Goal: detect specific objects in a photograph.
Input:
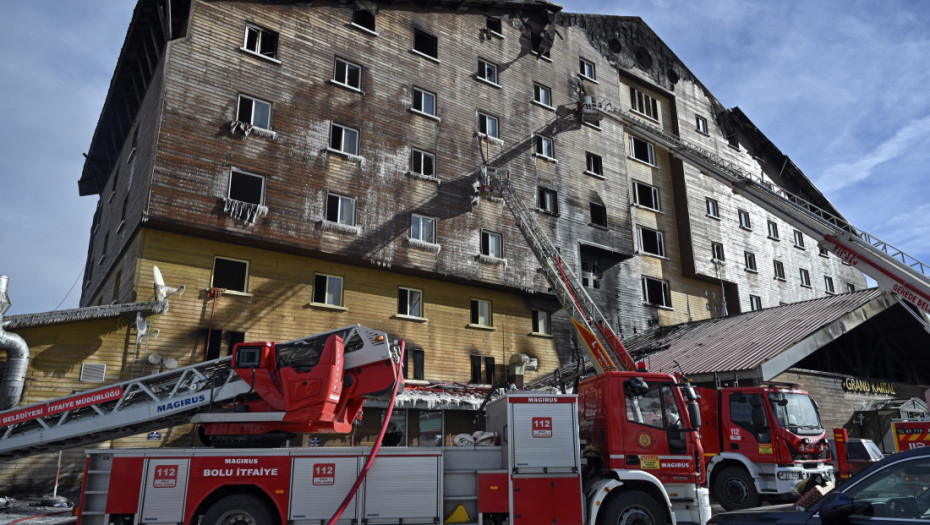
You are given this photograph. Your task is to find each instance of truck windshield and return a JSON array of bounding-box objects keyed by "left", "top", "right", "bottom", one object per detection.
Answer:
[{"left": 768, "top": 393, "right": 822, "bottom": 433}]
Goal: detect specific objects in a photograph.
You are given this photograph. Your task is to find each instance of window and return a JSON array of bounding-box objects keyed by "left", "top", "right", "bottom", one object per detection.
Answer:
[
  {"left": 486, "top": 17, "right": 502, "bottom": 35},
  {"left": 330, "top": 123, "right": 359, "bottom": 155},
  {"left": 819, "top": 247, "right": 830, "bottom": 257},
  {"left": 696, "top": 115, "right": 708, "bottom": 134},
  {"left": 637, "top": 226, "right": 665, "bottom": 257},
  {"left": 470, "top": 355, "right": 495, "bottom": 384},
  {"left": 749, "top": 295, "right": 762, "bottom": 311},
  {"left": 642, "top": 276, "right": 671, "bottom": 307},
  {"left": 824, "top": 276, "right": 835, "bottom": 294},
  {"left": 478, "top": 59, "right": 499, "bottom": 85},
  {"left": 767, "top": 220, "right": 779, "bottom": 240},
  {"left": 590, "top": 202, "right": 607, "bottom": 227},
  {"left": 799, "top": 268, "right": 811, "bottom": 288},
  {"left": 398, "top": 287, "right": 423, "bottom": 318},
  {"left": 628, "top": 135, "right": 656, "bottom": 165},
  {"left": 579, "top": 57, "right": 596, "bottom": 80},
  {"left": 532, "top": 309, "right": 551, "bottom": 335},
  {"left": 411, "top": 214, "right": 436, "bottom": 243},
  {"left": 229, "top": 170, "right": 264, "bottom": 205},
  {"left": 630, "top": 87, "right": 659, "bottom": 120},
  {"left": 711, "top": 242, "right": 725, "bottom": 262},
  {"left": 243, "top": 24, "right": 278, "bottom": 59},
  {"left": 535, "top": 135, "right": 554, "bottom": 159},
  {"left": 410, "top": 149, "right": 436, "bottom": 178},
  {"left": 478, "top": 112, "right": 499, "bottom": 138},
  {"left": 413, "top": 29, "right": 438, "bottom": 59},
  {"left": 470, "top": 299, "right": 492, "bottom": 327},
  {"left": 531, "top": 32, "right": 551, "bottom": 59},
  {"left": 581, "top": 260, "right": 601, "bottom": 289},
  {"left": 212, "top": 257, "right": 248, "bottom": 293},
  {"left": 793, "top": 230, "right": 805, "bottom": 249},
  {"left": 403, "top": 347, "right": 425, "bottom": 380},
  {"left": 533, "top": 83, "right": 552, "bottom": 107},
  {"left": 313, "top": 274, "right": 343, "bottom": 306},
  {"left": 847, "top": 283, "right": 856, "bottom": 293},
  {"left": 326, "top": 193, "right": 356, "bottom": 226},
  {"left": 537, "top": 187, "right": 558, "bottom": 215},
  {"left": 633, "top": 180, "right": 660, "bottom": 211},
  {"left": 332, "top": 57, "right": 362, "bottom": 90},
  {"left": 774, "top": 260, "right": 786, "bottom": 281},
  {"left": 412, "top": 87, "right": 437, "bottom": 116},
  {"left": 706, "top": 198, "right": 719, "bottom": 218},
  {"left": 480, "top": 230, "right": 502, "bottom": 258},
  {"left": 744, "top": 251, "right": 757, "bottom": 272},
  {"left": 237, "top": 95, "right": 271, "bottom": 129},
  {"left": 585, "top": 152, "right": 603, "bottom": 176},
  {"left": 738, "top": 209, "right": 752, "bottom": 230},
  {"left": 352, "top": 10, "right": 376, "bottom": 32}
]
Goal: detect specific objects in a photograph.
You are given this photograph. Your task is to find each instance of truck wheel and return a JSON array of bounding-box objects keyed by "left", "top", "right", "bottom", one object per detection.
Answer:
[
  {"left": 713, "top": 466, "right": 760, "bottom": 511},
  {"left": 601, "top": 490, "right": 665, "bottom": 525},
  {"left": 202, "top": 494, "right": 274, "bottom": 525}
]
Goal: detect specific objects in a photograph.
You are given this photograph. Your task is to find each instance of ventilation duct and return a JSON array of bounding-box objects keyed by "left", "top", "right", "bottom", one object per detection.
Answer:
[{"left": 0, "top": 276, "right": 29, "bottom": 410}]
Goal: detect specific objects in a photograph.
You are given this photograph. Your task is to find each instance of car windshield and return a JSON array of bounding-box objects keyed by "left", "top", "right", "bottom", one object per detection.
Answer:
[
  {"left": 840, "top": 455, "right": 930, "bottom": 519},
  {"left": 768, "top": 392, "right": 822, "bottom": 432}
]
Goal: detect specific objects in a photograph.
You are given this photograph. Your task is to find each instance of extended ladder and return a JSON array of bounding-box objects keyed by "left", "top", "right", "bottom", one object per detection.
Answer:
[
  {"left": 0, "top": 357, "right": 250, "bottom": 459},
  {"left": 585, "top": 102, "right": 930, "bottom": 328},
  {"left": 481, "top": 167, "right": 636, "bottom": 373}
]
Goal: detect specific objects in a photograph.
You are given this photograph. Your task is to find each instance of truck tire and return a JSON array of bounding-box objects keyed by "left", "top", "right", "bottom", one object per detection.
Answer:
[
  {"left": 201, "top": 494, "right": 274, "bottom": 525},
  {"left": 713, "top": 466, "right": 761, "bottom": 511},
  {"left": 601, "top": 490, "right": 665, "bottom": 525}
]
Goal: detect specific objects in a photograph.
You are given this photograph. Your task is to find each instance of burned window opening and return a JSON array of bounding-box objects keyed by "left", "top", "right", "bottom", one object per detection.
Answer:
[{"left": 212, "top": 257, "right": 248, "bottom": 293}]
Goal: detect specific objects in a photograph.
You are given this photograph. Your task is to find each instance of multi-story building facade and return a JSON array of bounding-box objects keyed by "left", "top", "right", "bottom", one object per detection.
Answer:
[{"left": 69, "top": 0, "right": 864, "bottom": 443}]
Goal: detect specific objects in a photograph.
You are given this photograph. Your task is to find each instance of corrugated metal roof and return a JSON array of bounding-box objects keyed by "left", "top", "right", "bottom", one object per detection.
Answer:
[{"left": 624, "top": 288, "right": 893, "bottom": 380}]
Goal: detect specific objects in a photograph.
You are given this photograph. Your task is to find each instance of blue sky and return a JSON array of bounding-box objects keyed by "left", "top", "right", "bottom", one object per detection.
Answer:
[{"left": 2, "top": 1, "right": 929, "bottom": 315}]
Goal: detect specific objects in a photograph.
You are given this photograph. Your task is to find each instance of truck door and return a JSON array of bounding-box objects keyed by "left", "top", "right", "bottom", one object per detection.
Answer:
[
  {"left": 724, "top": 392, "right": 772, "bottom": 460},
  {"left": 622, "top": 382, "right": 693, "bottom": 480}
]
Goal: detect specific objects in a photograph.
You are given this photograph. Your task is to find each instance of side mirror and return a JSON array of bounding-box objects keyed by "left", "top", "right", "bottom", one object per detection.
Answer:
[
  {"left": 626, "top": 377, "right": 650, "bottom": 397},
  {"left": 819, "top": 492, "right": 854, "bottom": 525},
  {"left": 687, "top": 400, "right": 701, "bottom": 429}
]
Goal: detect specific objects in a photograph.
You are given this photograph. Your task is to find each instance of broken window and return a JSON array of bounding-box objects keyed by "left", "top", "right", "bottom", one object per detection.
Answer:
[
  {"left": 531, "top": 33, "right": 551, "bottom": 59},
  {"left": 767, "top": 220, "right": 779, "bottom": 240},
  {"left": 403, "top": 346, "right": 425, "bottom": 380},
  {"left": 533, "top": 83, "right": 552, "bottom": 107},
  {"left": 586, "top": 152, "right": 603, "bottom": 176},
  {"left": 589, "top": 202, "right": 607, "bottom": 227},
  {"left": 581, "top": 260, "right": 600, "bottom": 289},
  {"left": 352, "top": 10, "right": 376, "bottom": 32},
  {"left": 535, "top": 135, "right": 554, "bottom": 159},
  {"left": 411, "top": 214, "right": 436, "bottom": 244},
  {"left": 330, "top": 123, "right": 359, "bottom": 155},
  {"left": 706, "top": 198, "right": 720, "bottom": 219},
  {"left": 313, "top": 273, "right": 344, "bottom": 306},
  {"left": 774, "top": 260, "right": 786, "bottom": 281},
  {"left": 478, "top": 59, "right": 499, "bottom": 85},
  {"left": 824, "top": 276, "right": 835, "bottom": 294},
  {"left": 411, "top": 149, "right": 436, "bottom": 178},
  {"left": 799, "top": 268, "right": 811, "bottom": 288},
  {"left": 480, "top": 230, "right": 502, "bottom": 258},
  {"left": 413, "top": 28, "right": 438, "bottom": 59},
  {"left": 696, "top": 115, "right": 708, "bottom": 134},
  {"left": 532, "top": 309, "right": 551, "bottom": 335},
  {"left": 333, "top": 57, "right": 362, "bottom": 90},
  {"left": 537, "top": 187, "right": 558, "bottom": 215},
  {"left": 398, "top": 287, "right": 423, "bottom": 318},
  {"left": 712, "top": 242, "right": 725, "bottom": 262},
  {"left": 629, "top": 135, "right": 656, "bottom": 165},
  {"left": 642, "top": 276, "right": 671, "bottom": 307},
  {"left": 637, "top": 226, "right": 665, "bottom": 257},
  {"left": 629, "top": 87, "right": 659, "bottom": 120},
  {"left": 478, "top": 112, "right": 499, "bottom": 138},
  {"left": 413, "top": 87, "right": 437, "bottom": 116},
  {"left": 212, "top": 257, "right": 248, "bottom": 293},
  {"left": 205, "top": 330, "right": 245, "bottom": 361},
  {"left": 749, "top": 295, "right": 762, "bottom": 312},
  {"left": 229, "top": 169, "right": 264, "bottom": 205},
  {"left": 738, "top": 209, "right": 752, "bottom": 230},
  {"left": 243, "top": 24, "right": 278, "bottom": 59},
  {"left": 486, "top": 17, "right": 502, "bottom": 36},
  {"left": 237, "top": 95, "right": 272, "bottom": 129},
  {"left": 632, "top": 180, "right": 660, "bottom": 210},
  {"left": 470, "top": 299, "right": 492, "bottom": 327},
  {"left": 579, "top": 57, "right": 596, "bottom": 80},
  {"left": 326, "top": 193, "right": 356, "bottom": 226},
  {"left": 744, "top": 251, "right": 757, "bottom": 272}
]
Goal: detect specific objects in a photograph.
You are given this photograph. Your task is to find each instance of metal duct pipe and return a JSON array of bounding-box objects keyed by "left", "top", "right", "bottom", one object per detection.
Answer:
[{"left": 0, "top": 275, "right": 29, "bottom": 410}]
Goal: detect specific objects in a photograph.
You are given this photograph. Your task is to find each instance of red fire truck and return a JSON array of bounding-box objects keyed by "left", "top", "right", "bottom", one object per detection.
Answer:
[
  {"left": 891, "top": 419, "right": 930, "bottom": 452},
  {"left": 696, "top": 383, "right": 832, "bottom": 510}
]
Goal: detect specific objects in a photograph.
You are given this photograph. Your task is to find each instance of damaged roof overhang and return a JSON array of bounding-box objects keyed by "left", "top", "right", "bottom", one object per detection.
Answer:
[{"left": 2, "top": 301, "right": 168, "bottom": 330}]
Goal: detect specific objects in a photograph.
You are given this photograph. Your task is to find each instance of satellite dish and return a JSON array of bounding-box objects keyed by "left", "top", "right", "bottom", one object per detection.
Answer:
[
  {"left": 163, "top": 358, "right": 178, "bottom": 370},
  {"left": 148, "top": 352, "right": 163, "bottom": 365},
  {"left": 153, "top": 265, "right": 185, "bottom": 301},
  {"left": 135, "top": 312, "right": 147, "bottom": 336}
]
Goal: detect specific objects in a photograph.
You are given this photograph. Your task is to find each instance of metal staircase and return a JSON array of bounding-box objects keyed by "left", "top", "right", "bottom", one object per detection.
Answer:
[{"left": 585, "top": 101, "right": 930, "bottom": 328}]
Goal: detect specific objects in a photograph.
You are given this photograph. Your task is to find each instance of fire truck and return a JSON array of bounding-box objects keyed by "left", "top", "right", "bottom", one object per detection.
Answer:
[
  {"left": 695, "top": 383, "right": 831, "bottom": 510},
  {"left": 891, "top": 419, "right": 930, "bottom": 452}
]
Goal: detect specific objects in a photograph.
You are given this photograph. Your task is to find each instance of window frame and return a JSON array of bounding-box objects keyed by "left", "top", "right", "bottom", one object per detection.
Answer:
[
  {"left": 642, "top": 276, "right": 671, "bottom": 308},
  {"left": 242, "top": 23, "right": 279, "bottom": 61},
  {"left": 332, "top": 57, "right": 362, "bottom": 90},
  {"left": 706, "top": 198, "right": 720, "bottom": 219},
  {"left": 398, "top": 286, "right": 424, "bottom": 318},
  {"left": 329, "top": 123, "right": 360, "bottom": 155},
  {"left": 410, "top": 148, "right": 436, "bottom": 178},
  {"left": 749, "top": 295, "right": 762, "bottom": 311},
  {"left": 478, "top": 59, "right": 500, "bottom": 85},
  {"left": 410, "top": 213, "right": 437, "bottom": 244},
  {"left": 585, "top": 152, "right": 603, "bottom": 177},
  {"left": 628, "top": 135, "right": 656, "bottom": 166},
  {"left": 313, "top": 273, "right": 344, "bottom": 307},
  {"left": 477, "top": 111, "right": 500, "bottom": 139},
  {"left": 589, "top": 202, "right": 608, "bottom": 228},
  {"left": 480, "top": 230, "right": 503, "bottom": 258},
  {"left": 533, "top": 83, "right": 553, "bottom": 108},
  {"left": 774, "top": 260, "right": 786, "bottom": 281},
  {"left": 579, "top": 57, "right": 596, "bottom": 80},
  {"left": 537, "top": 187, "right": 559, "bottom": 215},
  {"left": 711, "top": 241, "right": 725, "bottom": 262},
  {"left": 535, "top": 134, "right": 555, "bottom": 160},
  {"left": 212, "top": 256, "right": 249, "bottom": 294},
  {"left": 228, "top": 169, "right": 266, "bottom": 206},
  {"left": 767, "top": 220, "right": 780, "bottom": 240},
  {"left": 793, "top": 229, "right": 806, "bottom": 249},
  {"left": 412, "top": 87, "right": 437, "bottom": 117},
  {"left": 237, "top": 94, "right": 272, "bottom": 129},
  {"left": 696, "top": 115, "right": 708, "bottom": 134},
  {"left": 744, "top": 251, "right": 757, "bottom": 273},
  {"left": 629, "top": 86, "right": 660, "bottom": 121},
  {"left": 632, "top": 180, "right": 661, "bottom": 211},
  {"left": 531, "top": 309, "right": 551, "bottom": 335},
  {"left": 326, "top": 193, "right": 356, "bottom": 226},
  {"left": 486, "top": 17, "right": 503, "bottom": 36},
  {"left": 470, "top": 299, "right": 493, "bottom": 327},
  {"left": 738, "top": 209, "right": 752, "bottom": 230},
  {"left": 637, "top": 225, "right": 665, "bottom": 258},
  {"left": 351, "top": 10, "right": 376, "bottom": 33},
  {"left": 413, "top": 28, "right": 438, "bottom": 60},
  {"left": 824, "top": 276, "right": 835, "bottom": 295},
  {"left": 799, "top": 268, "right": 812, "bottom": 288}
]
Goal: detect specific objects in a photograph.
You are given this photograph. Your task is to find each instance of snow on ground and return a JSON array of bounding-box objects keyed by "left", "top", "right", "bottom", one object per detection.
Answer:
[{"left": 0, "top": 496, "right": 75, "bottom": 524}]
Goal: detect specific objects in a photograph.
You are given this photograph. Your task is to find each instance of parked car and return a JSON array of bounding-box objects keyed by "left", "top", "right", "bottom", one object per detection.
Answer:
[
  {"left": 829, "top": 437, "right": 885, "bottom": 480},
  {"left": 709, "top": 446, "right": 930, "bottom": 525}
]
